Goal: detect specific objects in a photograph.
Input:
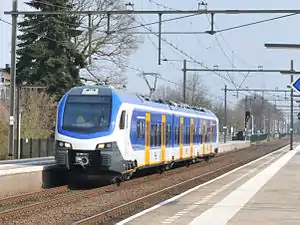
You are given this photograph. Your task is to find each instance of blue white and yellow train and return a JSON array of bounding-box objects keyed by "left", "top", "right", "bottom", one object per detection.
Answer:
[{"left": 54, "top": 85, "right": 219, "bottom": 182}]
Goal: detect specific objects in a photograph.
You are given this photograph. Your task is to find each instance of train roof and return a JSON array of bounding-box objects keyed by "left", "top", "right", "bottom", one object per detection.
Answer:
[{"left": 66, "top": 85, "right": 218, "bottom": 119}]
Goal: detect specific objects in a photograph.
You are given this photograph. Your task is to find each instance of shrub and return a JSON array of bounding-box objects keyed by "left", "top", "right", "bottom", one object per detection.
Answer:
[{"left": 0, "top": 120, "right": 8, "bottom": 160}]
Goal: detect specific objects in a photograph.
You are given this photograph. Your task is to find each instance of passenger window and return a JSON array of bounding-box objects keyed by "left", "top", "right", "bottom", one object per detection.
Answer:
[
  {"left": 166, "top": 124, "right": 171, "bottom": 145},
  {"left": 186, "top": 126, "right": 190, "bottom": 144},
  {"left": 119, "top": 110, "right": 126, "bottom": 129},
  {"left": 157, "top": 124, "right": 161, "bottom": 146},
  {"left": 174, "top": 126, "right": 178, "bottom": 145},
  {"left": 178, "top": 125, "right": 181, "bottom": 144},
  {"left": 141, "top": 121, "right": 145, "bottom": 139},
  {"left": 151, "top": 124, "right": 156, "bottom": 146},
  {"left": 137, "top": 120, "right": 141, "bottom": 139}
]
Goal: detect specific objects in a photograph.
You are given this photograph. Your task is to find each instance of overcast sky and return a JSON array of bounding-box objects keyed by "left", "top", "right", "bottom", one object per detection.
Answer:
[{"left": 1, "top": 0, "right": 300, "bottom": 109}]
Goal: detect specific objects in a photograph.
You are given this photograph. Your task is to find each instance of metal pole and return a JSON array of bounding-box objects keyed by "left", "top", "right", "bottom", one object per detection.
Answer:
[
  {"left": 290, "top": 60, "right": 294, "bottom": 150},
  {"left": 88, "top": 14, "right": 92, "bottom": 65},
  {"left": 263, "top": 115, "right": 266, "bottom": 134},
  {"left": 16, "top": 85, "right": 20, "bottom": 159},
  {"left": 185, "top": 68, "right": 300, "bottom": 73},
  {"left": 224, "top": 85, "right": 227, "bottom": 143},
  {"left": 251, "top": 115, "right": 254, "bottom": 135},
  {"left": 244, "top": 96, "right": 247, "bottom": 129},
  {"left": 158, "top": 13, "right": 162, "bottom": 65},
  {"left": 17, "top": 109, "right": 21, "bottom": 159},
  {"left": 183, "top": 59, "right": 187, "bottom": 103},
  {"left": 260, "top": 95, "right": 264, "bottom": 132},
  {"left": 8, "top": 0, "right": 18, "bottom": 158},
  {"left": 8, "top": 9, "right": 300, "bottom": 16}
]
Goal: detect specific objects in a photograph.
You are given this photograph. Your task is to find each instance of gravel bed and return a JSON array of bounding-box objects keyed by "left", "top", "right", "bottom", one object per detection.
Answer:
[
  {"left": 6, "top": 139, "right": 289, "bottom": 225},
  {"left": 0, "top": 186, "right": 73, "bottom": 212}
]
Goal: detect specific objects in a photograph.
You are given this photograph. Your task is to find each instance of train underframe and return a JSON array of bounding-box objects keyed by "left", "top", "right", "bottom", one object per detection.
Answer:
[{"left": 55, "top": 146, "right": 218, "bottom": 185}]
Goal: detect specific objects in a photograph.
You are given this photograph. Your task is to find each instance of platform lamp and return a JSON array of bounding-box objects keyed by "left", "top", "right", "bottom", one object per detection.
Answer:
[{"left": 264, "top": 42, "right": 300, "bottom": 150}]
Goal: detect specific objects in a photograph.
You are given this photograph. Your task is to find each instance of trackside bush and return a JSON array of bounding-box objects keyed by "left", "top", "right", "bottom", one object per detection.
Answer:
[{"left": 0, "top": 120, "right": 8, "bottom": 160}]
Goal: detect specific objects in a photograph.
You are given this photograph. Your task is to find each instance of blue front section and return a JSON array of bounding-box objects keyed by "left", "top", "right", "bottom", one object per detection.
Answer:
[{"left": 57, "top": 92, "right": 121, "bottom": 139}]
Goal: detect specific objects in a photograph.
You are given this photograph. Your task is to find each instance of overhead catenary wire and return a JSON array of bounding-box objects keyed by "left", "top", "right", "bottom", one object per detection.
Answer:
[
  {"left": 216, "top": 13, "right": 299, "bottom": 34},
  {"left": 1, "top": 2, "right": 292, "bottom": 108},
  {"left": 26, "top": 0, "right": 253, "bottom": 93},
  {"left": 28, "top": 0, "right": 207, "bottom": 34},
  {"left": 201, "top": 7, "right": 254, "bottom": 92},
  {"left": 147, "top": 0, "right": 253, "bottom": 94},
  {"left": 136, "top": 15, "right": 182, "bottom": 71},
  {"left": 2, "top": 1, "right": 233, "bottom": 89},
  {"left": 2, "top": 15, "right": 285, "bottom": 115},
  {"left": 9, "top": 0, "right": 299, "bottom": 35},
  {"left": 130, "top": 17, "right": 239, "bottom": 87},
  {"left": 0, "top": 19, "right": 274, "bottom": 107},
  {"left": 0, "top": 15, "right": 282, "bottom": 107},
  {"left": 120, "top": 3, "right": 288, "bottom": 114},
  {"left": 109, "top": 61, "right": 243, "bottom": 108}
]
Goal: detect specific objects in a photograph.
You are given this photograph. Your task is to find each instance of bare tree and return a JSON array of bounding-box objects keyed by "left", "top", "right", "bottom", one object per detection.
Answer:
[
  {"left": 185, "top": 73, "right": 212, "bottom": 107},
  {"left": 153, "top": 73, "right": 212, "bottom": 108},
  {"left": 0, "top": 87, "right": 9, "bottom": 159},
  {"left": 80, "top": 60, "right": 128, "bottom": 89},
  {"left": 155, "top": 81, "right": 287, "bottom": 135},
  {"left": 231, "top": 94, "right": 286, "bottom": 133},
  {"left": 211, "top": 102, "right": 243, "bottom": 132},
  {"left": 153, "top": 84, "right": 181, "bottom": 101},
  {"left": 20, "top": 89, "right": 57, "bottom": 139},
  {"left": 72, "top": 0, "right": 141, "bottom": 86}
]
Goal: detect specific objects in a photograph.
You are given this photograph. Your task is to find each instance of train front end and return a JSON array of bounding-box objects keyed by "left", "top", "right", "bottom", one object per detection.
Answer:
[{"left": 54, "top": 86, "right": 126, "bottom": 179}]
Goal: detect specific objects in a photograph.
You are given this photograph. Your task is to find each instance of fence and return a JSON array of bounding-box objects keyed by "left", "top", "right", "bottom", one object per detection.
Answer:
[
  {"left": 250, "top": 134, "right": 269, "bottom": 142},
  {"left": 18, "top": 138, "right": 54, "bottom": 159}
]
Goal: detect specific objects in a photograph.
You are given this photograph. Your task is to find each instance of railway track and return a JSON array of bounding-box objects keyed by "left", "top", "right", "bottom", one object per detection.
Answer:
[
  {"left": 72, "top": 140, "right": 290, "bottom": 225},
  {"left": 0, "top": 185, "right": 69, "bottom": 209},
  {"left": 0, "top": 139, "right": 289, "bottom": 224},
  {"left": 0, "top": 144, "right": 246, "bottom": 212},
  {"left": 0, "top": 148, "right": 238, "bottom": 222}
]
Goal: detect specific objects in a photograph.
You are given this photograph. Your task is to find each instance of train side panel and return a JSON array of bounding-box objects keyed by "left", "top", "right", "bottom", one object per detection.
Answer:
[{"left": 129, "top": 106, "right": 219, "bottom": 169}]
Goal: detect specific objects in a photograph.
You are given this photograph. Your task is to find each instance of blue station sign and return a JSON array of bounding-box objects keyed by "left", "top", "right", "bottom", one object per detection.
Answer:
[{"left": 292, "top": 77, "right": 300, "bottom": 93}]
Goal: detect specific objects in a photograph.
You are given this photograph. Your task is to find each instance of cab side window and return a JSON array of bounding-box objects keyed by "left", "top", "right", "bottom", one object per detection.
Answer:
[{"left": 119, "top": 111, "right": 126, "bottom": 129}]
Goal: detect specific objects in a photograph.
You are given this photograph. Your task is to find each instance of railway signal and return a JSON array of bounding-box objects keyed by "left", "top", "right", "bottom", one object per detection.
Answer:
[{"left": 245, "top": 111, "right": 251, "bottom": 124}]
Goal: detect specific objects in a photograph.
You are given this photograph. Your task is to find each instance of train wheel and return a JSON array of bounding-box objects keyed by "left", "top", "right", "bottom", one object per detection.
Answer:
[
  {"left": 186, "top": 160, "right": 192, "bottom": 167},
  {"left": 112, "top": 176, "right": 122, "bottom": 186},
  {"left": 158, "top": 166, "right": 165, "bottom": 174}
]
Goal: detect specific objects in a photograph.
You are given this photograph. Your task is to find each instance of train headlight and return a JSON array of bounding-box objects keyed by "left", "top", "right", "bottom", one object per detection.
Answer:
[
  {"left": 96, "top": 143, "right": 112, "bottom": 150},
  {"left": 64, "top": 142, "right": 72, "bottom": 148},
  {"left": 97, "top": 143, "right": 105, "bottom": 149},
  {"left": 57, "top": 141, "right": 72, "bottom": 149}
]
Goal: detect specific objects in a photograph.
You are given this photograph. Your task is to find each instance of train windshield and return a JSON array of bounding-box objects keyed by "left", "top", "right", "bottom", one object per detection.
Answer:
[{"left": 62, "top": 95, "right": 112, "bottom": 134}]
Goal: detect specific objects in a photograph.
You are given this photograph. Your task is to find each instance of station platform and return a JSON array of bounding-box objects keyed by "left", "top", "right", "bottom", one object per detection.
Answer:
[
  {"left": 0, "top": 156, "right": 54, "bottom": 175},
  {"left": 0, "top": 156, "right": 62, "bottom": 198},
  {"left": 117, "top": 143, "right": 299, "bottom": 225}
]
